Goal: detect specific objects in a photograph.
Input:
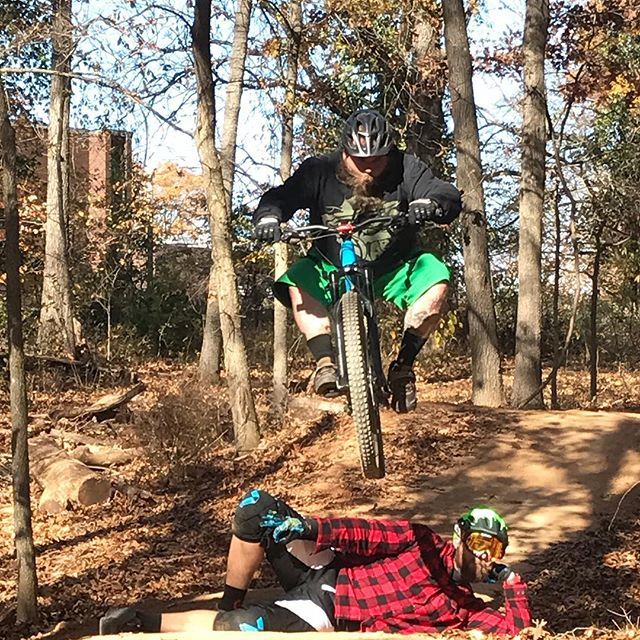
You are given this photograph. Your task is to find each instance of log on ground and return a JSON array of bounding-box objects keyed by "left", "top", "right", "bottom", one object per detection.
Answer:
[
  {"left": 52, "top": 381, "right": 146, "bottom": 422},
  {"left": 70, "top": 443, "right": 142, "bottom": 467},
  {"left": 29, "top": 435, "right": 112, "bottom": 513},
  {"left": 287, "top": 396, "right": 346, "bottom": 416}
]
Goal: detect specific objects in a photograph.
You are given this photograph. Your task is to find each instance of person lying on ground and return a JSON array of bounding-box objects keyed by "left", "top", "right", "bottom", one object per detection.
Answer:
[{"left": 99, "top": 488, "right": 531, "bottom": 636}]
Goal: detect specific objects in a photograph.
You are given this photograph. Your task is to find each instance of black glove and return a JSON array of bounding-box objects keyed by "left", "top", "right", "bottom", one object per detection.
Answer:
[
  {"left": 486, "top": 562, "right": 511, "bottom": 584},
  {"left": 254, "top": 216, "right": 281, "bottom": 243},
  {"left": 407, "top": 199, "right": 442, "bottom": 226},
  {"left": 259, "top": 510, "right": 313, "bottom": 544}
]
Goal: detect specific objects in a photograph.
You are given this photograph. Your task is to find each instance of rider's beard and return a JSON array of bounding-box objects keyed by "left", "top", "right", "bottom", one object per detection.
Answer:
[
  {"left": 349, "top": 194, "right": 387, "bottom": 218},
  {"left": 337, "top": 158, "right": 378, "bottom": 196}
]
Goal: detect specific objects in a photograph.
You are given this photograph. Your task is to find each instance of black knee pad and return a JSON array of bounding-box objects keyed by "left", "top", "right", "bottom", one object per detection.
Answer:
[
  {"left": 232, "top": 489, "right": 280, "bottom": 543},
  {"left": 214, "top": 607, "right": 268, "bottom": 631},
  {"left": 232, "top": 489, "right": 303, "bottom": 544}
]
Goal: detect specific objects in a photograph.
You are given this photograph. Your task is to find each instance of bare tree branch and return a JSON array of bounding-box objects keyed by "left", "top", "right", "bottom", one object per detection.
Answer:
[{"left": 0, "top": 66, "right": 192, "bottom": 136}]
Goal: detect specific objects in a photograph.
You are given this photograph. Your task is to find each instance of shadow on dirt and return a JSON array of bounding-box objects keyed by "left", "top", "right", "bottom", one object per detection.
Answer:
[
  {"left": 288, "top": 403, "right": 640, "bottom": 633},
  {"left": 0, "top": 413, "right": 339, "bottom": 640},
  {"left": 525, "top": 501, "right": 640, "bottom": 631},
  {"left": 2, "top": 401, "right": 639, "bottom": 639},
  {"left": 378, "top": 405, "right": 640, "bottom": 632}
]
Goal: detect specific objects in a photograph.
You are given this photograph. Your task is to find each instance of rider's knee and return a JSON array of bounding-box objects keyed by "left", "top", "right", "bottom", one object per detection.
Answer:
[
  {"left": 232, "top": 489, "right": 279, "bottom": 542},
  {"left": 405, "top": 283, "right": 448, "bottom": 327},
  {"left": 419, "top": 282, "right": 449, "bottom": 309}
]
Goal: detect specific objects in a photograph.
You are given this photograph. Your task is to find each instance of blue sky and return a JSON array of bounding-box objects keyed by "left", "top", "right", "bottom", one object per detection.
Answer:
[{"left": 68, "top": 0, "right": 526, "bottom": 202}]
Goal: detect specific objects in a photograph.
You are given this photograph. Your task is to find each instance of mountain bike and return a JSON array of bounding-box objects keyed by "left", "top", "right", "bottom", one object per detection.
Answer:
[{"left": 282, "top": 213, "right": 408, "bottom": 479}]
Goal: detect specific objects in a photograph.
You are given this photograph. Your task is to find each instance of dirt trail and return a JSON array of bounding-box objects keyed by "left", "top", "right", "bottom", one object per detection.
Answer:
[
  {"left": 172, "top": 397, "right": 640, "bottom": 621},
  {"left": 286, "top": 399, "right": 640, "bottom": 571},
  {"left": 2, "top": 374, "right": 640, "bottom": 639}
]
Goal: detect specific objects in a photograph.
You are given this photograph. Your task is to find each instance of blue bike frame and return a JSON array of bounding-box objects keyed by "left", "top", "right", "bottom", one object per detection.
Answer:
[{"left": 340, "top": 238, "right": 358, "bottom": 291}]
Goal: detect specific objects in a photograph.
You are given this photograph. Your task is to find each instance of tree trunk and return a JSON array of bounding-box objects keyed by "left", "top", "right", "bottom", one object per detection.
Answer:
[
  {"left": 589, "top": 230, "right": 602, "bottom": 403},
  {"left": 199, "top": 0, "right": 253, "bottom": 384},
  {"left": 272, "top": 0, "right": 302, "bottom": 417},
  {"left": 405, "top": 11, "right": 445, "bottom": 171},
  {"left": 272, "top": 241, "right": 289, "bottom": 415},
  {"left": 220, "top": 0, "right": 252, "bottom": 205},
  {"left": 199, "top": 276, "right": 223, "bottom": 385},
  {"left": 38, "top": 0, "right": 76, "bottom": 358},
  {"left": 442, "top": 0, "right": 505, "bottom": 407},
  {"left": 0, "top": 79, "right": 39, "bottom": 624},
  {"left": 192, "top": 0, "right": 260, "bottom": 450},
  {"left": 512, "top": 0, "right": 549, "bottom": 408},
  {"left": 62, "top": 90, "right": 70, "bottom": 236},
  {"left": 550, "top": 185, "right": 561, "bottom": 408}
]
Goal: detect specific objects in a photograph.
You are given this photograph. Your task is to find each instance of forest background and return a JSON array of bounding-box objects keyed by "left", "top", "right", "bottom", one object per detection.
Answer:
[{"left": 2, "top": 0, "right": 640, "bottom": 403}]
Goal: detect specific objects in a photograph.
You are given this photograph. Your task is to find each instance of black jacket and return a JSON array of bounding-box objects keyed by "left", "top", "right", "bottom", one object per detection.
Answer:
[{"left": 254, "top": 149, "right": 462, "bottom": 270}]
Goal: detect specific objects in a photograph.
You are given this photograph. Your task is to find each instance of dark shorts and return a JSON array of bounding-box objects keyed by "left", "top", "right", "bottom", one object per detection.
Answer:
[
  {"left": 274, "top": 249, "right": 451, "bottom": 309},
  {"left": 215, "top": 601, "right": 318, "bottom": 632},
  {"left": 217, "top": 489, "right": 338, "bottom": 632}
]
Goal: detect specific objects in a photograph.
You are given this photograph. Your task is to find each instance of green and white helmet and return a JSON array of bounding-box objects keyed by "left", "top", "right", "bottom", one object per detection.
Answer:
[{"left": 454, "top": 506, "right": 509, "bottom": 548}]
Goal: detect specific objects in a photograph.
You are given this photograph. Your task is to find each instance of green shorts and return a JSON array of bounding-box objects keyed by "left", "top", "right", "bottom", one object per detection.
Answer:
[{"left": 274, "top": 250, "right": 451, "bottom": 310}]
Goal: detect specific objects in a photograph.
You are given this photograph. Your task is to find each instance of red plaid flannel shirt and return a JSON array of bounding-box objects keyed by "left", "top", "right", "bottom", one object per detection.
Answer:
[{"left": 314, "top": 516, "right": 531, "bottom": 635}]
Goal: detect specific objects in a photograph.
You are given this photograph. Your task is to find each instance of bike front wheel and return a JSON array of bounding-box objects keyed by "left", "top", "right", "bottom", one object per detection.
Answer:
[{"left": 340, "top": 290, "right": 385, "bottom": 479}]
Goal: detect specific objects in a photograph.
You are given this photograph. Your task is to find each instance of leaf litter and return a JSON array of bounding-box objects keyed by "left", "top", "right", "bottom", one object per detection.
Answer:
[{"left": 0, "top": 362, "right": 639, "bottom": 639}]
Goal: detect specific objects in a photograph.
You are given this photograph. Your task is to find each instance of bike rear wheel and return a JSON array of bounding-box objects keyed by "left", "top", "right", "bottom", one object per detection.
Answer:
[{"left": 340, "top": 290, "right": 385, "bottom": 479}]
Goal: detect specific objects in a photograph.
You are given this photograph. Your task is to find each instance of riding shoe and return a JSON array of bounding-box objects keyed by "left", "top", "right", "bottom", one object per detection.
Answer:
[
  {"left": 99, "top": 606, "right": 142, "bottom": 635},
  {"left": 388, "top": 361, "right": 417, "bottom": 413},
  {"left": 313, "top": 362, "right": 339, "bottom": 396}
]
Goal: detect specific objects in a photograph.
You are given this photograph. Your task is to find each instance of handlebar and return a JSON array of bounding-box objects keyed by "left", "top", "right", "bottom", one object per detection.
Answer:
[
  {"left": 281, "top": 213, "right": 411, "bottom": 243},
  {"left": 280, "top": 214, "right": 444, "bottom": 244}
]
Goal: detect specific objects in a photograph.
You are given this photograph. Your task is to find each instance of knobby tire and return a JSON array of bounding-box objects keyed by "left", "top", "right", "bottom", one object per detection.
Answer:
[{"left": 340, "top": 290, "right": 385, "bottom": 479}]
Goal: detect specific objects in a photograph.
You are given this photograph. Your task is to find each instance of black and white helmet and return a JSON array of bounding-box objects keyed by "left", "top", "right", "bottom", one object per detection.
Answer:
[{"left": 341, "top": 109, "right": 394, "bottom": 157}]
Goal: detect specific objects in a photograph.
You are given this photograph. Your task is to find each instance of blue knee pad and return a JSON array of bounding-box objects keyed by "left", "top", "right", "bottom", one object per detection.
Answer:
[{"left": 214, "top": 604, "right": 315, "bottom": 632}]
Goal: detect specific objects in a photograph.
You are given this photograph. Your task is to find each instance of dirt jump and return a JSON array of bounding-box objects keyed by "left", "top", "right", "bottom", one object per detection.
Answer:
[{"left": 1, "top": 370, "right": 639, "bottom": 639}]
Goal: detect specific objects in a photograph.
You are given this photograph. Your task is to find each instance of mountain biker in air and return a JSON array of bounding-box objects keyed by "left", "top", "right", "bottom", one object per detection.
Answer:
[
  {"left": 99, "top": 488, "right": 531, "bottom": 636},
  {"left": 253, "top": 108, "right": 462, "bottom": 413}
]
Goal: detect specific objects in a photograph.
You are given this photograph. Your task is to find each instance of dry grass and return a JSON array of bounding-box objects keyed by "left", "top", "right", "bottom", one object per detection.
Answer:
[{"left": 134, "top": 376, "right": 233, "bottom": 478}]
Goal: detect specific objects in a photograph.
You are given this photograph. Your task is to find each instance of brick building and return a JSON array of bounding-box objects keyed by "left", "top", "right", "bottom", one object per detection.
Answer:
[{"left": 14, "top": 123, "right": 132, "bottom": 217}]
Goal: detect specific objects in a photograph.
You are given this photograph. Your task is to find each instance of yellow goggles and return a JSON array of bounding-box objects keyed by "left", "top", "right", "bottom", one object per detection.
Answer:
[{"left": 465, "top": 531, "right": 506, "bottom": 560}]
